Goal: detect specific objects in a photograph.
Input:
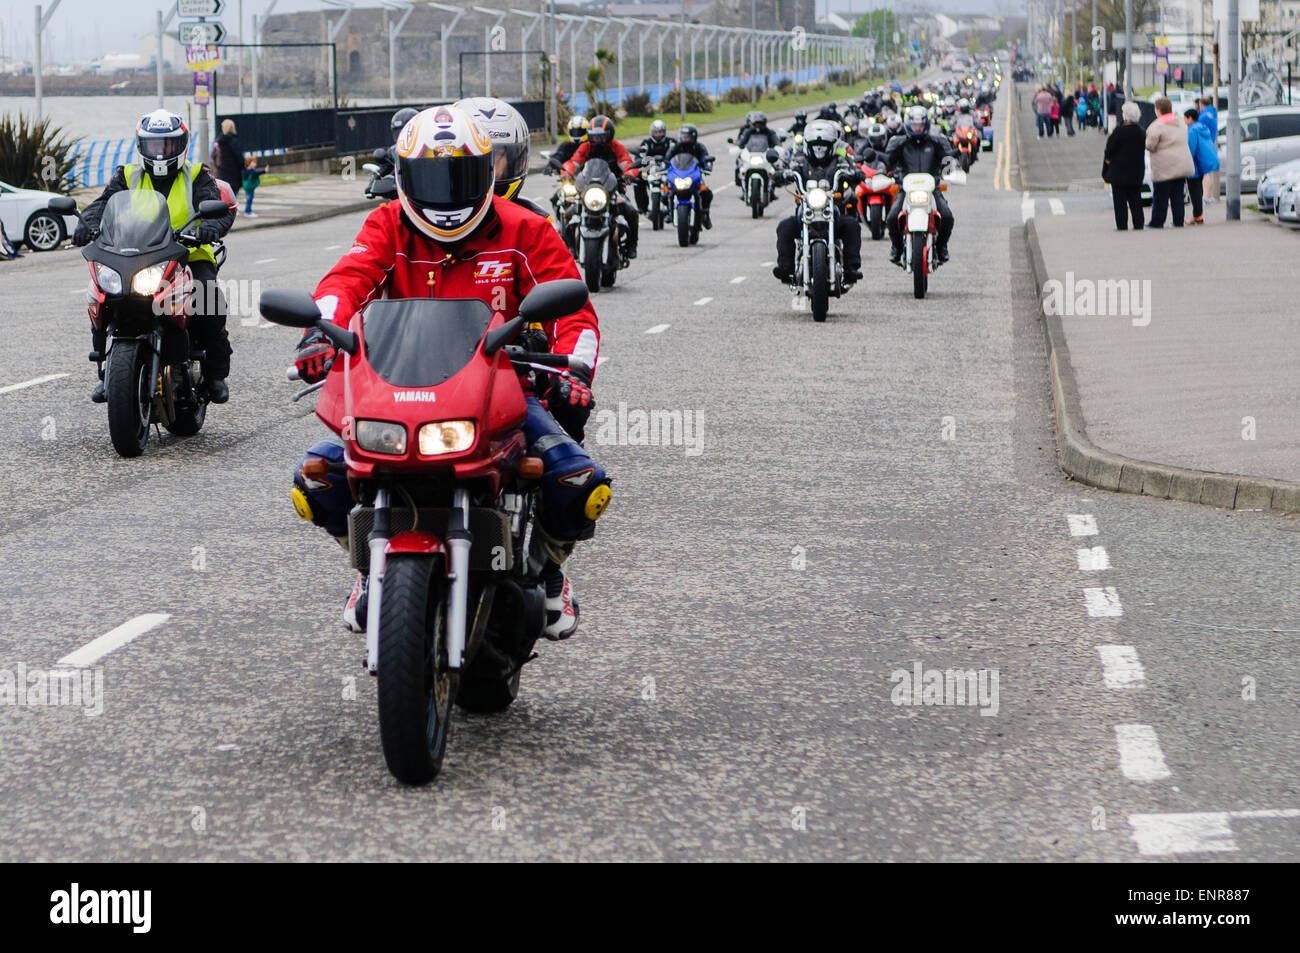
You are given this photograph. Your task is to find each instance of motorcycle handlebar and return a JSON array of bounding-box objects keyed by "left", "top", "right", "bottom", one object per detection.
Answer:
[{"left": 506, "top": 349, "right": 575, "bottom": 370}]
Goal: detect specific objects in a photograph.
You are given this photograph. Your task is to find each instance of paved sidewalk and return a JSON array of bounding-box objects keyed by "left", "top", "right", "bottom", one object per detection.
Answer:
[
  {"left": 1012, "top": 81, "right": 1108, "bottom": 191},
  {"left": 227, "top": 175, "right": 372, "bottom": 232},
  {"left": 1031, "top": 207, "right": 1300, "bottom": 498}
]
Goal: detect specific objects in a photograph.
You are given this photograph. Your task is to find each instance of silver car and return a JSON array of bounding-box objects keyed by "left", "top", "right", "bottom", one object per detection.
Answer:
[
  {"left": 1257, "top": 156, "right": 1300, "bottom": 212},
  {"left": 1217, "top": 104, "right": 1300, "bottom": 193}
]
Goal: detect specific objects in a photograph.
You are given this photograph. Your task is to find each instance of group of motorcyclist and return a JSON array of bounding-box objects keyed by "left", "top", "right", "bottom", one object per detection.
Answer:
[{"left": 69, "top": 65, "right": 994, "bottom": 642}]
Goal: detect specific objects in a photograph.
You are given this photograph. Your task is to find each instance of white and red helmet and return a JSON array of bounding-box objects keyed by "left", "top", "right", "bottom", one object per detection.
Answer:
[
  {"left": 394, "top": 105, "right": 496, "bottom": 243},
  {"left": 135, "top": 109, "right": 189, "bottom": 178},
  {"left": 452, "top": 97, "right": 531, "bottom": 200}
]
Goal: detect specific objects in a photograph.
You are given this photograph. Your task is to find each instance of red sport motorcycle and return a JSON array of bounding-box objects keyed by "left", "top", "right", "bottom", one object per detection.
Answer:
[
  {"left": 952, "top": 117, "right": 981, "bottom": 173},
  {"left": 262, "top": 278, "right": 597, "bottom": 785},
  {"left": 854, "top": 163, "right": 895, "bottom": 241}
]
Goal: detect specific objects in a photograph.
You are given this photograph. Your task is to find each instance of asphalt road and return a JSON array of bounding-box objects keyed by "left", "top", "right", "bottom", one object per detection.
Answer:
[{"left": 0, "top": 90, "right": 1296, "bottom": 862}]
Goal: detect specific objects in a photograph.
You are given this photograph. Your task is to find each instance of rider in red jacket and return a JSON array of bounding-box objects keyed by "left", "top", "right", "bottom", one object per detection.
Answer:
[
  {"left": 293, "top": 105, "right": 607, "bottom": 640},
  {"left": 559, "top": 114, "right": 639, "bottom": 258}
]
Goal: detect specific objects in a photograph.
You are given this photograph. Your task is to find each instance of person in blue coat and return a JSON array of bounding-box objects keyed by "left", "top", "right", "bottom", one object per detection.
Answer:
[
  {"left": 1184, "top": 107, "right": 1219, "bottom": 224},
  {"left": 1198, "top": 95, "right": 1219, "bottom": 199}
]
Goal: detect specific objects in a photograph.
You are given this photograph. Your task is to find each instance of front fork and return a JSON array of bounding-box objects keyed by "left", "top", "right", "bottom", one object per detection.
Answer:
[{"left": 364, "top": 487, "right": 472, "bottom": 675}]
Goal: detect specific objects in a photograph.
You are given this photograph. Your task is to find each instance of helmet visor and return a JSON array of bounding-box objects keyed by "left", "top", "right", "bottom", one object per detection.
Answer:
[
  {"left": 493, "top": 140, "right": 529, "bottom": 184},
  {"left": 398, "top": 153, "right": 494, "bottom": 209},
  {"left": 139, "top": 136, "right": 184, "bottom": 161}
]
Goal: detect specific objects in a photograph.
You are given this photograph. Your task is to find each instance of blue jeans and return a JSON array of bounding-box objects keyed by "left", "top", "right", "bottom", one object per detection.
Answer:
[
  {"left": 244, "top": 188, "right": 256, "bottom": 214},
  {"left": 1036, "top": 113, "right": 1049, "bottom": 136}
]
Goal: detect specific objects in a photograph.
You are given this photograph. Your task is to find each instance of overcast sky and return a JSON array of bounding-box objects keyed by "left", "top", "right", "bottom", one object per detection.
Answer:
[{"left": 0, "top": 0, "right": 1021, "bottom": 64}]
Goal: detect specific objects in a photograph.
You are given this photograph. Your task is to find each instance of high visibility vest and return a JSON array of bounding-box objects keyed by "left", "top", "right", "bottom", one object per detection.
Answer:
[{"left": 123, "top": 161, "right": 216, "bottom": 266}]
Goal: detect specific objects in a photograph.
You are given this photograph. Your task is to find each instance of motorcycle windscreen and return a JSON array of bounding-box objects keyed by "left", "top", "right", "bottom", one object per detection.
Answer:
[
  {"left": 97, "top": 190, "right": 172, "bottom": 252},
  {"left": 579, "top": 157, "right": 617, "bottom": 191},
  {"left": 669, "top": 154, "right": 699, "bottom": 174},
  {"left": 361, "top": 298, "right": 493, "bottom": 388}
]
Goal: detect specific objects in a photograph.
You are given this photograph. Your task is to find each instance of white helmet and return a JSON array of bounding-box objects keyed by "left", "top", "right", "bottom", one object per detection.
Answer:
[
  {"left": 135, "top": 109, "right": 189, "bottom": 178},
  {"left": 452, "top": 97, "right": 531, "bottom": 201},
  {"left": 395, "top": 105, "right": 496, "bottom": 243}
]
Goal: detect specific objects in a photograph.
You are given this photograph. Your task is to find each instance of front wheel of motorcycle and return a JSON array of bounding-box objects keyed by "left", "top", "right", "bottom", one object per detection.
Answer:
[
  {"left": 810, "top": 243, "right": 829, "bottom": 323},
  {"left": 377, "top": 554, "right": 455, "bottom": 785},
  {"left": 676, "top": 206, "right": 690, "bottom": 247},
  {"left": 650, "top": 193, "right": 662, "bottom": 231},
  {"left": 106, "top": 339, "right": 152, "bottom": 458},
  {"left": 960, "top": 152, "right": 972, "bottom": 173},
  {"left": 912, "top": 232, "right": 929, "bottom": 300},
  {"left": 751, "top": 184, "right": 763, "bottom": 219},
  {"left": 582, "top": 236, "right": 603, "bottom": 293},
  {"left": 869, "top": 204, "right": 886, "bottom": 240}
]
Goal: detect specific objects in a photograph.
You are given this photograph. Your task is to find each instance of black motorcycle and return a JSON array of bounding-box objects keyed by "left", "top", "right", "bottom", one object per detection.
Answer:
[
  {"left": 49, "top": 192, "right": 229, "bottom": 457},
  {"left": 572, "top": 157, "right": 628, "bottom": 293}
]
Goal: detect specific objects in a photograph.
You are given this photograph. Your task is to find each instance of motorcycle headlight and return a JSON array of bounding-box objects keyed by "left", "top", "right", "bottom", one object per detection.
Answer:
[
  {"left": 673, "top": 177, "right": 693, "bottom": 190},
  {"left": 749, "top": 155, "right": 765, "bottom": 167},
  {"left": 562, "top": 181, "right": 578, "bottom": 197},
  {"left": 418, "top": 420, "right": 475, "bottom": 456},
  {"left": 805, "top": 188, "right": 829, "bottom": 210},
  {"left": 909, "top": 189, "right": 930, "bottom": 205},
  {"left": 356, "top": 420, "right": 407, "bottom": 456},
  {"left": 131, "top": 263, "right": 168, "bottom": 296},
  {"left": 94, "top": 263, "right": 122, "bottom": 294},
  {"left": 583, "top": 187, "right": 608, "bottom": 211}
]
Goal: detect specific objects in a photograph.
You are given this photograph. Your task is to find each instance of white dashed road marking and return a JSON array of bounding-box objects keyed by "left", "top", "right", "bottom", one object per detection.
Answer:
[
  {"left": 1083, "top": 586, "right": 1124, "bottom": 617},
  {"left": 1129, "top": 809, "right": 1300, "bottom": 856},
  {"left": 1048, "top": 198, "right": 1066, "bottom": 215},
  {"left": 1114, "top": 724, "right": 1172, "bottom": 782},
  {"left": 57, "top": 613, "right": 171, "bottom": 668},
  {"left": 1076, "top": 545, "right": 1111, "bottom": 571},
  {"left": 644, "top": 323, "right": 670, "bottom": 334},
  {"left": 324, "top": 244, "right": 342, "bottom": 250},
  {"left": 255, "top": 257, "right": 278, "bottom": 265},
  {"left": 693, "top": 297, "right": 713, "bottom": 306},
  {"left": 0, "top": 373, "right": 70, "bottom": 395},
  {"left": 729, "top": 276, "right": 747, "bottom": 284},
  {"left": 1097, "top": 645, "right": 1146, "bottom": 689},
  {"left": 1067, "top": 513, "right": 1098, "bottom": 536}
]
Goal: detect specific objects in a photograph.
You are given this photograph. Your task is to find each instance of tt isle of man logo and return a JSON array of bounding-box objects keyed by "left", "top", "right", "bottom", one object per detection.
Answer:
[{"left": 474, "top": 259, "right": 514, "bottom": 282}]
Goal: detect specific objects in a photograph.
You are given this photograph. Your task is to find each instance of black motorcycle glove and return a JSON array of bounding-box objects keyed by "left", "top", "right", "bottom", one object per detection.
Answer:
[
  {"left": 195, "top": 223, "right": 223, "bottom": 245},
  {"left": 72, "top": 223, "right": 94, "bottom": 247}
]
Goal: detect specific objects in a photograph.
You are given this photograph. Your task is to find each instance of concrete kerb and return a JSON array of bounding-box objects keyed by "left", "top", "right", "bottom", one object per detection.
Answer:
[{"left": 1025, "top": 217, "right": 1300, "bottom": 515}]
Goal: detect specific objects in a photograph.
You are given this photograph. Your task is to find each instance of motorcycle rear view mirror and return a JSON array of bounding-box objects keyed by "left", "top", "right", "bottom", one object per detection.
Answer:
[
  {"left": 370, "top": 177, "right": 397, "bottom": 200},
  {"left": 47, "top": 195, "right": 78, "bottom": 215},
  {"left": 372, "top": 147, "right": 389, "bottom": 162},
  {"left": 260, "top": 290, "right": 359, "bottom": 355},
  {"left": 765, "top": 148, "right": 780, "bottom": 164},
  {"left": 198, "top": 199, "right": 229, "bottom": 219},
  {"left": 518, "top": 279, "right": 589, "bottom": 325}
]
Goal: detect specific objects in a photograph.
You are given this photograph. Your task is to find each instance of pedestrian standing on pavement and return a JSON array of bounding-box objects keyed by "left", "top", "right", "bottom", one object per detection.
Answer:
[
  {"left": 1145, "top": 96, "right": 1195, "bottom": 228},
  {"left": 1106, "top": 83, "right": 1124, "bottom": 133},
  {"left": 1103, "top": 102, "right": 1146, "bottom": 230},
  {"left": 1062, "top": 90, "right": 1077, "bottom": 135},
  {"left": 1183, "top": 108, "right": 1218, "bottom": 224},
  {"left": 1198, "top": 95, "right": 1219, "bottom": 201},
  {"left": 1034, "top": 86, "right": 1054, "bottom": 138},
  {"left": 1049, "top": 96, "right": 1061, "bottom": 137},
  {"left": 212, "top": 118, "right": 245, "bottom": 200}
]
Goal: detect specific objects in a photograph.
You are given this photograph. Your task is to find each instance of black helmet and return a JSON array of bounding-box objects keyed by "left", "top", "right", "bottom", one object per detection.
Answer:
[
  {"left": 587, "top": 115, "right": 615, "bottom": 146},
  {"left": 803, "top": 119, "right": 840, "bottom": 163},
  {"left": 904, "top": 105, "right": 931, "bottom": 140},
  {"left": 818, "top": 103, "right": 838, "bottom": 120},
  {"left": 390, "top": 107, "right": 419, "bottom": 135},
  {"left": 794, "top": 109, "right": 807, "bottom": 121},
  {"left": 678, "top": 123, "right": 699, "bottom": 146},
  {"left": 749, "top": 110, "right": 767, "bottom": 131},
  {"left": 135, "top": 108, "right": 189, "bottom": 178}
]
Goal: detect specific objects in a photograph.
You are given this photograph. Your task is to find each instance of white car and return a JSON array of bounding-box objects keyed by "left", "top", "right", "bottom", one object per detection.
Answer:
[
  {"left": 0, "top": 179, "right": 79, "bottom": 251},
  {"left": 1275, "top": 179, "right": 1300, "bottom": 223}
]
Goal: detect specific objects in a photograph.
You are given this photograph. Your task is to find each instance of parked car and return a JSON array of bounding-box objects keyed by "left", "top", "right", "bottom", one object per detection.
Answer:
[
  {"left": 1275, "top": 179, "right": 1300, "bottom": 223},
  {"left": 1256, "top": 156, "right": 1300, "bottom": 212},
  {"left": 0, "top": 179, "right": 78, "bottom": 251},
  {"left": 1215, "top": 104, "right": 1300, "bottom": 192}
]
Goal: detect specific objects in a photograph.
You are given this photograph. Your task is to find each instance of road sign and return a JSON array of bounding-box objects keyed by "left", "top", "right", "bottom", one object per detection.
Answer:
[
  {"left": 178, "top": 21, "right": 226, "bottom": 46},
  {"left": 185, "top": 44, "right": 221, "bottom": 71},
  {"left": 178, "top": 0, "right": 224, "bottom": 16}
]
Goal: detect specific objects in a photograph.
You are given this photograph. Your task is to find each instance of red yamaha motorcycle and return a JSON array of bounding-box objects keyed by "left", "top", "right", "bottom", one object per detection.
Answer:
[
  {"left": 952, "top": 118, "right": 980, "bottom": 173},
  {"left": 261, "top": 279, "right": 599, "bottom": 785}
]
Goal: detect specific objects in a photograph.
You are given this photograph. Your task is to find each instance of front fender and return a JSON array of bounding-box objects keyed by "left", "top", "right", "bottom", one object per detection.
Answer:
[
  {"left": 386, "top": 531, "right": 446, "bottom": 557},
  {"left": 907, "top": 208, "right": 931, "bottom": 232}
]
